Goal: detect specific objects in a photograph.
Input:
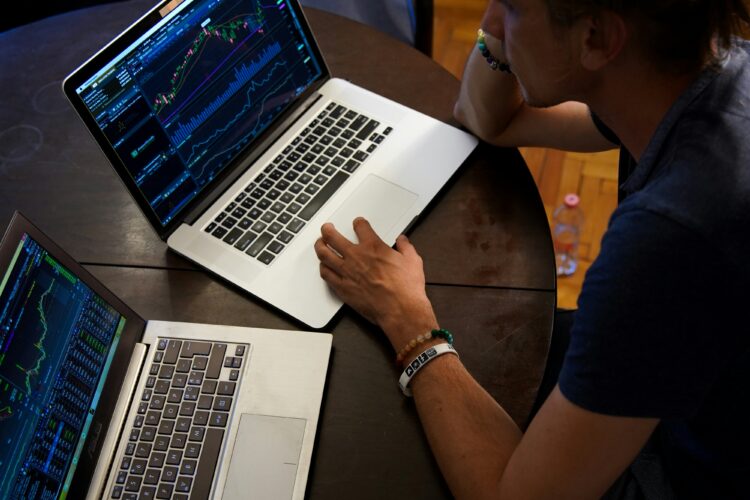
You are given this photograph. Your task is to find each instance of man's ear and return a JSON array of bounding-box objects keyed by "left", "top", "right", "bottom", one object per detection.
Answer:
[{"left": 579, "top": 10, "right": 628, "bottom": 70}]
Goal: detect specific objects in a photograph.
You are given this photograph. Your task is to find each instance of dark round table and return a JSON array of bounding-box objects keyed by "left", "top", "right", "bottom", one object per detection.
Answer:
[{"left": 0, "top": 2, "right": 556, "bottom": 498}]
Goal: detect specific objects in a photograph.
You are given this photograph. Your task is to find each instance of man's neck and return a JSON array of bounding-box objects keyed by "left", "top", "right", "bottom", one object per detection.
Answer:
[{"left": 587, "top": 65, "right": 701, "bottom": 162}]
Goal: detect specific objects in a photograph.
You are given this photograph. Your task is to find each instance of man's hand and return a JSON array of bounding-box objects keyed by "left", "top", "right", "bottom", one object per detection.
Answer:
[{"left": 314, "top": 218, "right": 438, "bottom": 351}]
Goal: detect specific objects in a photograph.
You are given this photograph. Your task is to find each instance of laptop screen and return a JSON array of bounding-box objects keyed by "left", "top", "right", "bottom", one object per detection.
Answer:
[
  {"left": 73, "top": 0, "right": 324, "bottom": 227},
  {"left": 0, "top": 233, "right": 126, "bottom": 499}
]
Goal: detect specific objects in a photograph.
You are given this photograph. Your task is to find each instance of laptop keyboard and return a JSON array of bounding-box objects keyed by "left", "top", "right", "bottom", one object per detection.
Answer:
[
  {"left": 110, "top": 338, "right": 248, "bottom": 500},
  {"left": 203, "top": 101, "right": 393, "bottom": 265}
]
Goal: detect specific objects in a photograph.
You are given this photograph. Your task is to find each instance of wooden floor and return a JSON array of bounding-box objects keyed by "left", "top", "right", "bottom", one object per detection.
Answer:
[{"left": 432, "top": 0, "right": 619, "bottom": 309}]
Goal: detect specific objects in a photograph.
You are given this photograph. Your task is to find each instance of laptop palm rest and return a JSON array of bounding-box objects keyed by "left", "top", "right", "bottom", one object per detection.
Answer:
[{"left": 222, "top": 413, "right": 306, "bottom": 500}]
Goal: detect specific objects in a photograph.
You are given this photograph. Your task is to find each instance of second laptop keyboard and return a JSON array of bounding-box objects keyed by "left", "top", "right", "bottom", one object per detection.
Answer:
[
  {"left": 111, "top": 339, "right": 247, "bottom": 500},
  {"left": 204, "top": 101, "right": 392, "bottom": 265}
]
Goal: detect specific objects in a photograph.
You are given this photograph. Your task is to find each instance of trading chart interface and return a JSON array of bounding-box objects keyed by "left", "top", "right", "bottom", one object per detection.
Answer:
[
  {"left": 0, "top": 234, "right": 125, "bottom": 499},
  {"left": 76, "top": 0, "right": 324, "bottom": 226}
]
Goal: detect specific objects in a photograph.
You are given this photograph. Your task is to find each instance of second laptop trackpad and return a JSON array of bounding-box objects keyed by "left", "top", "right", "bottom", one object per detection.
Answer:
[
  {"left": 326, "top": 174, "right": 418, "bottom": 244},
  {"left": 222, "top": 414, "right": 306, "bottom": 500}
]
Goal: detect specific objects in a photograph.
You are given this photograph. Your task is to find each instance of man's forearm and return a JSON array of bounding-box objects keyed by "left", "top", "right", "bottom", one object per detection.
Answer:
[
  {"left": 411, "top": 354, "right": 522, "bottom": 500},
  {"left": 454, "top": 33, "right": 524, "bottom": 144}
]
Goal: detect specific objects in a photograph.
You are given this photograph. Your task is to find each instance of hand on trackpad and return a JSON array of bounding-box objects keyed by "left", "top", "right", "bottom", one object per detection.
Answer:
[
  {"left": 221, "top": 414, "right": 306, "bottom": 500},
  {"left": 326, "top": 174, "right": 418, "bottom": 244}
]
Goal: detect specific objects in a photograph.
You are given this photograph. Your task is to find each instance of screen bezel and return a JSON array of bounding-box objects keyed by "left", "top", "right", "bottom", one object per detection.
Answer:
[
  {"left": 0, "top": 212, "right": 147, "bottom": 499},
  {"left": 62, "top": 0, "right": 331, "bottom": 240}
]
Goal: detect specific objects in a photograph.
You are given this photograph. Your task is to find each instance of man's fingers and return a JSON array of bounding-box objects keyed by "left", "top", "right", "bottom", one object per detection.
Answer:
[
  {"left": 320, "top": 223, "right": 354, "bottom": 256},
  {"left": 319, "top": 262, "right": 343, "bottom": 286},
  {"left": 314, "top": 238, "right": 346, "bottom": 275},
  {"left": 352, "top": 217, "right": 383, "bottom": 245}
]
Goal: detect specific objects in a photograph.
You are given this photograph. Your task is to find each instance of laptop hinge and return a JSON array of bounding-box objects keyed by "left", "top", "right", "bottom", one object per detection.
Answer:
[
  {"left": 181, "top": 91, "right": 325, "bottom": 227},
  {"left": 86, "top": 343, "right": 148, "bottom": 500}
]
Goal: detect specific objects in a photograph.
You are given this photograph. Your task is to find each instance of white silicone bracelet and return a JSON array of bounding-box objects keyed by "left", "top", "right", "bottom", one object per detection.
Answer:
[{"left": 398, "top": 343, "right": 458, "bottom": 397}]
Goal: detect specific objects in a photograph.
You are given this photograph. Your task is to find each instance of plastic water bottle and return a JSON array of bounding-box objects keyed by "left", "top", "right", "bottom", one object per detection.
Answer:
[{"left": 552, "top": 193, "right": 584, "bottom": 277}]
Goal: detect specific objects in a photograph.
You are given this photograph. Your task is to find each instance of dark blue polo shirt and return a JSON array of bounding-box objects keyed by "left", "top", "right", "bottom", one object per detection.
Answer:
[{"left": 559, "top": 39, "right": 750, "bottom": 498}]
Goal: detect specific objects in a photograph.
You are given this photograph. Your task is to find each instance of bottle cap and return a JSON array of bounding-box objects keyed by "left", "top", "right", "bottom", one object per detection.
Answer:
[{"left": 563, "top": 193, "right": 580, "bottom": 208}]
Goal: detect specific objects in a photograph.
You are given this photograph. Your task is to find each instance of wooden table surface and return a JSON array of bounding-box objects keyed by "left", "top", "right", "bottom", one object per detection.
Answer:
[{"left": 0, "top": 1, "right": 556, "bottom": 498}]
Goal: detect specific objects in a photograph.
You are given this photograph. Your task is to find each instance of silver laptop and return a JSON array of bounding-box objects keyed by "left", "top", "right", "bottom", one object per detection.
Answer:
[
  {"left": 0, "top": 212, "right": 331, "bottom": 500},
  {"left": 62, "top": 0, "right": 478, "bottom": 328}
]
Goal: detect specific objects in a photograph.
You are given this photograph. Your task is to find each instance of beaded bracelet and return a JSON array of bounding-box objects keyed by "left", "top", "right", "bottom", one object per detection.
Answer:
[
  {"left": 396, "top": 328, "right": 454, "bottom": 365},
  {"left": 477, "top": 29, "right": 512, "bottom": 73}
]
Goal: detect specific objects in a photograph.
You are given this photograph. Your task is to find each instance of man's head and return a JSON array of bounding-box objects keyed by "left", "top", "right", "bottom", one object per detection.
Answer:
[
  {"left": 501, "top": 0, "right": 749, "bottom": 108},
  {"left": 543, "top": 0, "right": 750, "bottom": 74}
]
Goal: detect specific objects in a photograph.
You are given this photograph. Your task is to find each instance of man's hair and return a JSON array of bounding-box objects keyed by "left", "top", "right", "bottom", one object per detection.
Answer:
[{"left": 544, "top": 0, "right": 750, "bottom": 73}]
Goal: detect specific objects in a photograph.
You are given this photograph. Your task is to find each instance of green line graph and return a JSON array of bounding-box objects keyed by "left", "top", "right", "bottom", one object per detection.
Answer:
[{"left": 15, "top": 279, "right": 54, "bottom": 395}]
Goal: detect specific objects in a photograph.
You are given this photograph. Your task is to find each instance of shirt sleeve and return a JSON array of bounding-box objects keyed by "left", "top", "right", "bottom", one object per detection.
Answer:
[{"left": 558, "top": 206, "right": 736, "bottom": 418}]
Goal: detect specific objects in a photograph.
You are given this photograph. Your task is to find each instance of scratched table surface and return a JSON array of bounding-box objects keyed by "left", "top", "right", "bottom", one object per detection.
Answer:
[{"left": 0, "top": 1, "right": 556, "bottom": 498}]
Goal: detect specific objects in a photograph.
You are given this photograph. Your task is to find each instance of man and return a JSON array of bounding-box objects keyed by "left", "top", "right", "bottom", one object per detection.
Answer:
[{"left": 314, "top": 0, "right": 750, "bottom": 498}]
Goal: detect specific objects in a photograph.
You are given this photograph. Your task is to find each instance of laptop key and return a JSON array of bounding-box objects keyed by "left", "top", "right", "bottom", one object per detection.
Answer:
[
  {"left": 267, "top": 241, "right": 284, "bottom": 254},
  {"left": 111, "top": 485, "right": 123, "bottom": 499},
  {"left": 213, "top": 396, "right": 232, "bottom": 411},
  {"left": 156, "top": 483, "right": 173, "bottom": 499},
  {"left": 164, "top": 340, "right": 181, "bottom": 364},
  {"left": 172, "top": 374, "right": 187, "bottom": 388},
  {"left": 170, "top": 432, "right": 190, "bottom": 449},
  {"left": 162, "top": 467, "right": 179, "bottom": 483},
  {"left": 130, "top": 459, "right": 147, "bottom": 475},
  {"left": 287, "top": 218, "right": 305, "bottom": 233},
  {"left": 154, "top": 435, "right": 170, "bottom": 451},
  {"left": 190, "top": 428, "right": 224, "bottom": 500},
  {"left": 146, "top": 410, "right": 160, "bottom": 426},
  {"left": 125, "top": 476, "right": 142, "bottom": 492},
  {"left": 211, "top": 226, "right": 227, "bottom": 239},
  {"left": 344, "top": 159, "right": 361, "bottom": 173},
  {"left": 224, "top": 227, "right": 244, "bottom": 245},
  {"left": 140, "top": 486, "right": 156, "bottom": 499},
  {"left": 349, "top": 114, "right": 368, "bottom": 131},
  {"left": 145, "top": 469, "right": 160, "bottom": 485},
  {"left": 167, "top": 450, "right": 183, "bottom": 465},
  {"left": 176, "top": 476, "right": 192, "bottom": 493},
  {"left": 299, "top": 171, "right": 350, "bottom": 221},
  {"left": 217, "top": 381, "right": 236, "bottom": 396},
  {"left": 149, "top": 452, "right": 166, "bottom": 468},
  {"left": 257, "top": 251, "right": 275, "bottom": 265},
  {"left": 181, "top": 459, "right": 198, "bottom": 475},
  {"left": 193, "top": 356, "right": 208, "bottom": 370},
  {"left": 356, "top": 119, "right": 380, "bottom": 140},
  {"left": 246, "top": 232, "right": 273, "bottom": 258},
  {"left": 176, "top": 417, "right": 192, "bottom": 433},
  {"left": 209, "top": 412, "right": 228, "bottom": 427},
  {"left": 185, "top": 442, "right": 201, "bottom": 458},
  {"left": 194, "top": 410, "right": 209, "bottom": 426},
  {"left": 206, "top": 344, "right": 226, "bottom": 379},
  {"left": 190, "top": 426, "right": 206, "bottom": 441}
]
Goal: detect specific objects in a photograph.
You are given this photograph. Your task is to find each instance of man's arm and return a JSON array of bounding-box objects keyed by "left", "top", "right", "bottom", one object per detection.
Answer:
[
  {"left": 454, "top": 1, "right": 615, "bottom": 152},
  {"left": 412, "top": 356, "right": 658, "bottom": 500},
  {"left": 314, "top": 219, "right": 658, "bottom": 500}
]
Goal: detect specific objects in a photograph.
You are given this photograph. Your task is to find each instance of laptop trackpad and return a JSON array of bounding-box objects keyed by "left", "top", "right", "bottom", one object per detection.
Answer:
[
  {"left": 326, "top": 174, "right": 418, "bottom": 243},
  {"left": 222, "top": 414, "right": 306, "bottom": 500}
]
